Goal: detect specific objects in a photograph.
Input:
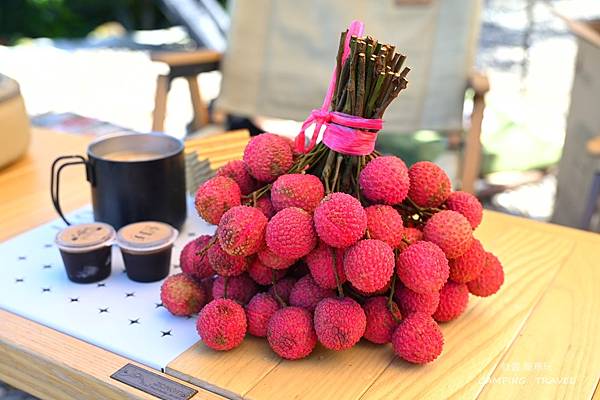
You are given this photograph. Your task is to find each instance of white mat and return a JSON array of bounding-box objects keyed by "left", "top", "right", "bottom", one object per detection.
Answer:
[{"left": 0, "top": 199, "right": 215, "bottom": 371}]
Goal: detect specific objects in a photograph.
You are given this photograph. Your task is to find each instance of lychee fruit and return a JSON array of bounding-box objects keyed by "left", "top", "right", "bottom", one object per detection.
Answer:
[
  {"left": 423, "top": 210, "right": 473, "bottom": 259},
  {"left": 392, "top": 312, "right": 443, "bottom": 364},
  {"left": 216, "top": 159, "right": 258, "bottom": 195},
  {"left": 467, "top": 251, "right": 504, "bottom": 297},
  {"left": 268, "top": 277, "right": 296, "bottom": 303},
  {"left": 344, "top": 239, "right": 395, "bottom": 294},
  {"left": 397, "top": 227, "right": 423, "bottom": 252},
  {"left": 243, "top": 133, "right": 294, "bottom": 182},
  {"left": 363, "top": 296, "right": 402, "bottom": 344},
  {"left": 289, "top": 275, "right": 335, "bottom": 311},
  {"left": 217, "top": 205, "right": 267, "bottom": 256},
  {"left": 394, "top": 284, "right": 440, "bottom": 316},
  {"left": 245, "top": 293, "right": 280, "bottom": 337},
  {"left": 314, "top": 297, "right": 366, "bottom": 350},
  {"left": 365, "top": 205, "right": 404, "bottom": 248},
  {"left": 449, "top": 238, "right": 485, "bottom": 283},
  {"left": 359, "top": 156, "right": 410, "bottom": 204},
  {"left": 271, "top": 174, "right": 325, "bottom": 213},
  {"left": 445, "top": 191, "right": 483, "bottom": 229},
  {"left": 247, "top": 257, "right": 286, "bottom": 285},
  {"left": 433, "top": 281, "right": 469, "bottom": 322},
  {"left": 207, "top": 243, "right": 248, "bottom": 277},
  {"left": 313, "top": 192, "right": 367, "bottom": 248},
  {"left": 212, "top": 274, "right": 258, "bottom": 305},
  {"left": 258, "top": 246, "right": 296, "bottom": 270},
  {"left": 396, "top": 241, "right": 449, "bottom": 293},
  {"left": 160, "top": 273, "right": 206, "bottom": 316},
  {"left": 266, "top": 207, "right": 317, "bottom": 259},
  {"left": 407, "top": 161, "right": 451, "bottom": 208},
  {"left": 255, "top": 195, "right": 276, "bottom": 219},
  {"left": 197, "top": 298, "right": 247, "bottom": 351},
  {"left": 200, "top": 276, "right": 215, "bottom": 304},
  {"left": 267, "top": 306, "right": 317, "bottom": 360},
  {"left": 180, "top": 235, "right": 214, "bottom": 280},
  {"left": 195, "top": 176, "right": 241, "bottom": 225},
  {"left": 305, "top": 242, "right": 346, "bottom": 290}
]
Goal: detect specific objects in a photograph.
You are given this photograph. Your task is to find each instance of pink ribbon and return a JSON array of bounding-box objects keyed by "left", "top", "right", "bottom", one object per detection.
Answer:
[{"left": 294, "top": 20, "right": 383, "bottom": 156}]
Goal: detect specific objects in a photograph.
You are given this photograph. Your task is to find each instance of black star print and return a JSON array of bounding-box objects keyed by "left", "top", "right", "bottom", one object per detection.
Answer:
[
  {"left": 70, "top": 297, "right": 79, "bottom": 302},
  {"left": 129, "top": 318, "right": 140, "bottom": 325},
  {"left": 15, "top": 278, "right": 24, "bottom": 283},
  {"left": 125, "top": 292, "right": 135, "bottom": 298},
  {"left": 155, "top": 302, "right": 164, "bottom": 308},
  {"left": 188, "top": 232, "right": 196, "bottom": 237},
  {"left": 43, "top": 264, "right": 52, "bottom": 269},
  {"left": 18, "top": 256, "right": 26, "bottom": 261},
  {"left": 160, "top": 330, "right": 172, "bottom": 337},
  {"left": 173, "top": 264, "right": 180, "bottom": 270},
  {"left": 99, "top": 307, "right": 109, "bottom": 313},
  {"left": 51, "top": 225, "right": 61, "bottom": 230},
  {"left": 44, "top": 244, "right": 53, "bottom": 248},
  {"left": 42, "top": 288, "right": 51, "bottom": 293},
  {"left": 97, "top": 283, "right": 106, "bottom": 287}
]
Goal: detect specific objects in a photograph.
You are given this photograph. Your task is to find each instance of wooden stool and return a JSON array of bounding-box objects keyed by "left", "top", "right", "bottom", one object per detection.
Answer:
[
  {"left": 151, "top": 50, "right": 222, "bottom": 132},
  {"left": 582, "top": 136, "right": 600, "bottom": 230}
]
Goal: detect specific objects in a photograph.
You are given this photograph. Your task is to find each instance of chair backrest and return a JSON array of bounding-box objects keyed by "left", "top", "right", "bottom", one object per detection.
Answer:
[{"left": 217, "top": 0, "right": 481, "bottom": 133}]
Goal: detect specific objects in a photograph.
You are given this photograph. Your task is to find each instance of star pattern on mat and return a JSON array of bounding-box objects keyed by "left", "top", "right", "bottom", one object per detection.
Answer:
[
  {"left": 42, "top": 287, "right": 51, "bottom": 293},
  {"left": 161, "top": 330, "right": 172, "bottom": 337},
  {"left": 155, "top": 302, "right": 164, "bottom": 308},
  {"left": 18, "top": 256, "right": 26, "bottom": 261},
  {"left": 97, "top": 283, "right": 106, "bottom": 288},
  {"left": 129, "top": 318, "right": 140, "bottom": 325},
  {"left": 70, "top": 297, "right": 79, "bottom": 302},
  {"left": 15, "top": 278, "right": 24, "bottom": 283},
  {"left": 99, "top": 307, "right": 109, "bottom": 313},
  {"left": 125, "top": 292, "right": 135, "bottom": 298},
  {"left": 43, "top": 264, "right": 52, "bottom": 269}
]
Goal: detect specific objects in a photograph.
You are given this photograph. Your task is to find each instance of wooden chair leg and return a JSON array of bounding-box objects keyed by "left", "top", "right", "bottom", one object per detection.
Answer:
[
  {"left": 186, "top": 76, "right": 209, "bottom": 131},
  {"left": 152, "top": 75, "right": 170, "bottom": 132}
]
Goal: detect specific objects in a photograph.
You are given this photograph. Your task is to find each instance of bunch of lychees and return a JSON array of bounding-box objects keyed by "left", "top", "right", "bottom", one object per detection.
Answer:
[{"left": 159, "top": 131, "right": 504, "bottom": 364}]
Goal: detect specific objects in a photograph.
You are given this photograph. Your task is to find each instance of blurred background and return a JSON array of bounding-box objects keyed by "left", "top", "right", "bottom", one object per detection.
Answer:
[{"left": 1, "top": 0, "right": 600, "bottom": 252}]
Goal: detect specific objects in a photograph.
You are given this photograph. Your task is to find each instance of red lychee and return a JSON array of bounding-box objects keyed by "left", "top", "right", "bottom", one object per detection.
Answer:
[
  {"left": 433, "top": 281, "right": 469, "bottom": 322},
  {"left": 243, "top": 133, "right": 294, "bottom": 182},
  {"left": 247, "top": 257, "right": 286, "bottom": 285},
  {"left": 266, "top": 207, "right": 317, "bottom": 259},
  {"left": 397, "top": 227, "right": 423, "bottom": 252},
  {"left": 216, "top": 159, "right": 258, "bottom": 195},
  {"left": 394, "top": 284, "right": 440, "bottom": 316},
  {"left": 396, "top": 241, "right": 449, "bottom": 294},
  {"left": 445, "top": 191, "right": 483, "bottom": 229},
  {"left": 313, "top": 192, "right": 367, "bottom": 248},
  {"left": 314, "top": 297, "right": 366, "bottom": 351},
  {"left": 271, "top": 173, "right": 325, "bottom": 213},
  {"left": 195, "top": 176, "right": 241, "bottom": 225},
  {"left": 365, "top": 205, "right": 404, "bottom": 248},
  {"left": 212, "top": 274, "right": 258, "bottom": 305},
  {"left": 267, "top": 306, "right": 317, "bottom": 360},
  {"left": 180, "top": 235, "right": 214, "bottom": 280},
  {"left": 344, "top": 239, "right": 395, "bottom": 294},
  {"left": 217, "top": 206, "right": 267, "bottom": 257},
  {"left": 392, "top": 312, "right": 443, "bottom": 364},
  {"left": 359, "top": 156, "right": 410, "bottom": 204},
  {"left": 207, "top": 243, "right": 248, "bottom": 277},
  {"left": 160, "top": 273, "right": 206, "bottom": 316},
  {"left": 245, "top": 293, "right": 280, "bottom": 337},
  {"left": 258, "top": 246, "right": 296, "bottom": 270},
  {"left": 289, "top": 275, "right": 335, "bottom": 311},
  {"left": 407, "top": 161, "right": 451, "bottom": 208},
  {"left": 449, "top": 238, "right": 485, "bottom": 283},
  {"left": 255, "top": 195, "right": 276, "bottom": 219},
  {"left": 467, "top": 251, "right": 504, "bottom": 297},
  {"left": 423, "top": 210, "right": 473, "bottom": 259},
  {"left": 197, "top": 298, "right": 247, "bottom": 351},
  {"left": 305, "top": 242, "right": 346, "bottom": 290},
  {"left": 363, "top": 296, "right": 402, "bottom": 344}
]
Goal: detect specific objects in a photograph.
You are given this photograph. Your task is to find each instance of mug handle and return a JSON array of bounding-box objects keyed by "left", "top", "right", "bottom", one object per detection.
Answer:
[{"left": 50, "top": 155, "right": 87, "bottom": 225}]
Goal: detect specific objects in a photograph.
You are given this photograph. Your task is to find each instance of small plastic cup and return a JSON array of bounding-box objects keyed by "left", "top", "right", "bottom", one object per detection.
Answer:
[
  {"left": 116, "top": 221, "right": 178, "bottom": 282},
  {"left": 55, "top": 222, "right": 116, "bottom": 283}
]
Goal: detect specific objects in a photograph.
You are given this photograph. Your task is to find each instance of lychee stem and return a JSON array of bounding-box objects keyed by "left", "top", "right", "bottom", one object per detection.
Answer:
[
  {"left": 387, "top": 273, "right": 402, "bottom": 323},
  {"left": 271, "top": 270, "right": 286, "bottom": 307},
  {"left": 196, "top": 235, "right": 218, "bottom": 257},
  {"left": 330, "top": 248, "right": 345, "bottom": 298}
]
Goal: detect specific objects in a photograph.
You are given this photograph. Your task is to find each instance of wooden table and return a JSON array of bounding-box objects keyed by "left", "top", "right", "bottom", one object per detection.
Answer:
[{"left": 1, "top": 129, "right": 599, "bottom": 400}]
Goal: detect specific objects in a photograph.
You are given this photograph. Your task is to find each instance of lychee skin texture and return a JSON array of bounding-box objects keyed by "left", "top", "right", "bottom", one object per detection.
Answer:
[
  {"left": 313, "top": 192, "right": 367, "bottom": 248},
  {"left": 446, "top": 191, "right": 483, "bottom": 229},
  {"left": 267, "top": 306, "right": 317, "bottom": 360},
  {"left": 258, "top": 246, "right": 296, "bottom": 270},
  {"left": 160, "top": 273, "right": 206, "bottom": 316},
  {"left": 217, "top": 206, "right": 267, "bottom": 257},
  {"left": 212, "top": 274, "right": 258, "bottom": 305},
  {"left": 247, "top": 257, "right": 286, "bottom": 285},
  {"left": 243, "top": 133, "right": 294, "bottom": 182},
  {"left": 200, "top": 276, "right": 215, "bottom": 304},
  {"left": 397, "top": 227, "right": 423, "bottom": 252},
  {"left": 266, "top": 207, "right": 317, "bottom": 259},
  {"left": 271, "top": 174, "right": 325, "bottom": 213},
  {"left": 366, "top": 205, "right": 404, "bottom": 248},
  {"left": 305, "top": 242, "right": 346, "bottom": 289},
  {"left": 314, "top": 297, "right": 366, "bottom": 351},
  {"left": 344, "top": 239, "right": 395, "bottom": 294},
  {"left": 449, "top": 238, "right": 486, "bottom": 283},
  {"left": 268, "top": 277, "right": 296, "bottom": 303},
  {"left": 467, "top": 252, "right": 504, "bottom": 297},
  {"left": 207, "top": 243, "right": 248, "bottom": 277},
  {"left": 433, "top": 281, "right": 469, "bottom": 322},
  {"left": 359, "top": 156, "right": 410, "bottom": 204},
  {"left": 289, "top": 275, "right": 335, "bottom": 311},
  {"left": 363, "top": 296, "right": 402, "bottom": 344},
  {"left": 423, "top": 210, "right": 473, "bottom": 259},
  {"left": 197, "top": 298, "right": 247, "bottom": 351},
  {"left": 407, "top": 161, "right": 451, "bottom": 208},
  {"left": 180, "top": 235, "right": 214, "bottom": 280},
  {"left": 394, "top": 284, "right": 440, "bottom": 316},
  {"left": 216, "top": 160, "right": 258, "bottom": 195},
  {"left": 245, "top": 293, "right": 280, "bottom": 337},
  {"left": 396, "top": 241, "right": 449, "bottom": 294},
  {"left": 195, "top": 176, "right": 241, "bottom": 225},
  {"left": 392, "top": 312, "right": 443, "bottom": 364}
]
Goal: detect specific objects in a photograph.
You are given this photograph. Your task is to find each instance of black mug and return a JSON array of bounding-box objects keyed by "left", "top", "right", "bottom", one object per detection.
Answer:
[{"left": 51, "top": 133, "right": 187, "bottom": 230}]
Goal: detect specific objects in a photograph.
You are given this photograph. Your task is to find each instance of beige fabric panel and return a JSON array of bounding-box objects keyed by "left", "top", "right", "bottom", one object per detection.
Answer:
[{"left": 218, "top": 0, "right": 481, "bottom": 133}]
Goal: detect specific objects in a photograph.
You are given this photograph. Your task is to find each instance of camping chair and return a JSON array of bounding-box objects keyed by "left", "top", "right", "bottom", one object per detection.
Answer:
[{"left": 216, "top": 0, "right": 488, "bottom": 193}]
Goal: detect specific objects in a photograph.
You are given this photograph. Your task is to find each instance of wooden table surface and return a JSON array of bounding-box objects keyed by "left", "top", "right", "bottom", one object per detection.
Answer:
[{"left": 1, "top": 129, "right": 599, "bottom": 400}]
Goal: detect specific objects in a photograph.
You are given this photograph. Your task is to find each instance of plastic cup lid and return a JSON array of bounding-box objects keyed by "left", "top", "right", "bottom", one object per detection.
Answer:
[
  {"left": 55, "top": 223, "right": 116, "bottom": 253},
  {"left": 117, "top": 221, "right": 178, "bottom": 254}
]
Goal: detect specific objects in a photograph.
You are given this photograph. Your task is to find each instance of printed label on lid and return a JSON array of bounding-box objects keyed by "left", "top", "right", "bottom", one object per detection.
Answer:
[{"left": 56, "top": 223, "right": 114, "bottom": 248}]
